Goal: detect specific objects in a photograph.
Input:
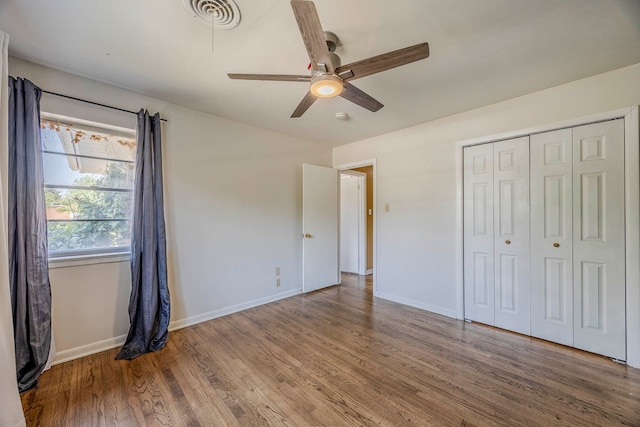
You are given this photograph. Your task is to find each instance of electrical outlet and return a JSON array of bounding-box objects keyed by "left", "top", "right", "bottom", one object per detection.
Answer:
[
  {"left": 275, "top": 267, "right": 280, "bottom": 276},
  {"left": 385, "top": 203, "right": 391, "bottom": 212},
  {"left": 276, "top": 278, "right": 281, "bottom": 287}
]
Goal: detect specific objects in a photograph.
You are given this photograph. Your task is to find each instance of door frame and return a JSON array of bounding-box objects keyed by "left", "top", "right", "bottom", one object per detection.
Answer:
[
  {"left": 340, "top": 170, "right": 367, "bottom": 275},
  {"left": 334, "top": 159, "right": 377, "bottom": 292},
  {"left": 455, "top": 106, "right": 640, "bottom": 368}
]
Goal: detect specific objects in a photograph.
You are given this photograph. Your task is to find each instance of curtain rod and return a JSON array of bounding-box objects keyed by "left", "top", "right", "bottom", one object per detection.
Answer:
[{"left": 42, "top": 90, "right": 168, "bottom": 122}]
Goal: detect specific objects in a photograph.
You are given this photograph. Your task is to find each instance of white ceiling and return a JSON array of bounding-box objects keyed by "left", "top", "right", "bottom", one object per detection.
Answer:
[{"left": 1, "top": 0, "right": 640, "bottom": 147}]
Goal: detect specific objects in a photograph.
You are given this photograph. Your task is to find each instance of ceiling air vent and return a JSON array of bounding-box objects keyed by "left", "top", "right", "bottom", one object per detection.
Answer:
[{"left": 183, "top": 0, "right": 241, "bottom": 29}]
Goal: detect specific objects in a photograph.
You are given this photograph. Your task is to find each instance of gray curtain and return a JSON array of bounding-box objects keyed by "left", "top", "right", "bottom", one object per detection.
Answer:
[
  {"left": 116, "top": 110, "right": 169, "bottom": 360},
  {"left": 8, "top": 77, "right": 52, "bottom": 392}
]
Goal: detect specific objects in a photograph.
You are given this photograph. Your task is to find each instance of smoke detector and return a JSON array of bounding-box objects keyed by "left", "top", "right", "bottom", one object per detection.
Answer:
[{"left": 183, "top": 0, "right": 241, "bottom": 29}]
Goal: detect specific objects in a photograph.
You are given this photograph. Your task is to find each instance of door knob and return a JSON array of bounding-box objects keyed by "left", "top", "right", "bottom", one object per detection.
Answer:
[
  {"left": 505, "top": 240, "right": 511, "bottom": 245},
  {"left": 553, "top": 242, "right": 560, "bottom": 248},
  {"left": 304, "top": 233, "right": 312, "bottom": 238}
]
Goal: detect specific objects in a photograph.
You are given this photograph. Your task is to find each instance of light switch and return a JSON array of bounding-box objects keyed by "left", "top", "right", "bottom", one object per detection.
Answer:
[{"left": 385, "top": 203, "right": 390, "bottom": 212}]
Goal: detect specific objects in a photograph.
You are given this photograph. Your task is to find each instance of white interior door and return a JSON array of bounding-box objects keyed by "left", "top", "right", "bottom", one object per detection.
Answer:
[
  {"left": 303, "top": 163, "right": 340, "bottom": 293},
  {"left": 493, "top": 137, "right": 530, "bottom": 335},
  {"left": 340, "top": 173, "right": 362, "bottom": 274},
  {"left": 531, "top": 128, "right": 574, "bottom": 346},
  {"left": 463, "top": 143, "right": 495, "bottom": 325},
  {"left": 572, "top": 120, "right": 626, "bottom": 360}
]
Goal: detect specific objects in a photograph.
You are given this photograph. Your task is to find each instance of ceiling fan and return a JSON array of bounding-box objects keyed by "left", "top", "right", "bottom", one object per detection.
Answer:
[{"left": 228, "top": 0, "right": 430, "bottom": 118}]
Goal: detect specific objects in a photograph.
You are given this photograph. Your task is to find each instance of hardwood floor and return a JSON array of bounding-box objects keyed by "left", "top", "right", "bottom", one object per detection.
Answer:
[{"left": 21, "top": 273, "right": 640, "bottom": 426}]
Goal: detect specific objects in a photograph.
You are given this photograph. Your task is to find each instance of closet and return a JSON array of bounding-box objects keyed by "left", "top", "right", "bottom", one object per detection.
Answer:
[{"left": 463, "top": 119, "right": 626, "bottom": 360}]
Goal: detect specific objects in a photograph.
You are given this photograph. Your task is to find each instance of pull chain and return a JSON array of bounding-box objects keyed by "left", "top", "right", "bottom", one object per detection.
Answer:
[{"left": 211, "top": 11, "right": 215, "bottom": 53}]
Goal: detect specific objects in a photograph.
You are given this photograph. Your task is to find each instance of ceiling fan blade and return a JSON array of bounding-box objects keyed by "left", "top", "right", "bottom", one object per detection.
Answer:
[
  {"left": 228, "top": 73, "right": 311, "bottom": 82},
  {"left": 335, "top": 42, "right": 429, "bottom": 81},
  {"left": 291, "top": 91, "right": 318, "bottom": 118},
  {"left": 290, "top": 1, "right": 333, "bottom": 73},
  {"left": 340, "top": 82, "right": 384, "bottom": 112}
]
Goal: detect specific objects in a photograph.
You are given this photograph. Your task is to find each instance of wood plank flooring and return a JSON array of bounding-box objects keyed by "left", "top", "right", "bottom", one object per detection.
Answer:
[{"left": 21, "top": 273, "right": 640, "bottom": 426}]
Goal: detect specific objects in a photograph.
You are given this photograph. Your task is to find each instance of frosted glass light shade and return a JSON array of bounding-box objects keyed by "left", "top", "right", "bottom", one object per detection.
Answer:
[{"left": 310, "top": 75, "right": 343, "bottom": 98}]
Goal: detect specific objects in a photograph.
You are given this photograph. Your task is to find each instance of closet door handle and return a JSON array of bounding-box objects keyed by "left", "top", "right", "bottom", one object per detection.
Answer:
[
  {"left": 505, "top": 240, "right": 511, "bottom": 245},
  {"left": 553, "top": 242, "right": 560, "bottom": 248}
]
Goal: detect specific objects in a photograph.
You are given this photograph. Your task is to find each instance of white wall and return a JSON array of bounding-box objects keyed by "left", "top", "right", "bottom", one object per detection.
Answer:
[
  {"left": 9, "top": 58, "right": 331, "bottom": 363},
  {"left": 333, "top": 63, "right": 640, "bottom": 319},
  {"left": 10, "top": 56, "right": 640, "bottom": 365}
]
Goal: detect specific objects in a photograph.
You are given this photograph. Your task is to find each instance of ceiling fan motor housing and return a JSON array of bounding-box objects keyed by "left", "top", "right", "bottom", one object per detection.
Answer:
[
  {"left": 324, "top": 31, "right": 339, "bottom": 52},
  {"left": 328, "top": 52, "right": 341, "bottom": 69}
]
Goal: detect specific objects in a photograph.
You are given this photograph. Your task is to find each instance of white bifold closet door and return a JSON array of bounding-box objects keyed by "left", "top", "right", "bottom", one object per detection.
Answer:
[
  {"left": 530, "top": 119, "right": 626, "bottom": 360},
  {"left": 463, "top": 143, "right": 495, "bottom": 326},
  {"left": 530, "top": 128, "right": 574, "bottom": 346},
  {"left": 572, "top": 120, "right": 626, "bottom": 360},
  {"left": 493, "top": 138, "right": 530, "bottom": 335},
  {"left": 464, "top": 137, "right": 530, "bottom": 335}
]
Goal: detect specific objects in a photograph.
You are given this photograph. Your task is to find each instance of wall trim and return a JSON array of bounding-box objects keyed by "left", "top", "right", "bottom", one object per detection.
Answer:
[
  {"left": 49, "top": 253, "right": 129, "bottom": 269},
  {"left": 53, "top": 334, "right": 127, "bottom": 365},
  {"left": 168, "top": 288, "right": 301, "bottom": 330},
  {"left": 624, "top": 106, "right": 640, "bottom": 368},
  {"left": 375, "top": 291, "right": 457, "bottom": 319},
  {"left": 457, "top": 107, "right": 633, "bottom": 148},
  {"left": 52, "top": 287, "right": 302, "bottom": 365}
]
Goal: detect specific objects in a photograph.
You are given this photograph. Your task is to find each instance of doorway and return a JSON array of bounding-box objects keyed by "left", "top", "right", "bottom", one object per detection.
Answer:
[
  {"left": 340, "top": 171, "right": 366, "bottom": 274},
  {"left": 337, "top": 161, "right": 375, "bottom": 279}
]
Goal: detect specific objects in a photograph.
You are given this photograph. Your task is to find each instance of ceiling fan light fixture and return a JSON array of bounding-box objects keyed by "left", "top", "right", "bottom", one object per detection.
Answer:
[
  {"left": 228, "top": 1, "right": 429, "bottom": 117},
  {"left": 310, "top": 74, "right": 343, "bottom": 98}
]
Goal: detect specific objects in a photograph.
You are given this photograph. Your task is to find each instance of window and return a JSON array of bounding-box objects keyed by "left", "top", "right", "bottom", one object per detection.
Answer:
[{"left": 41, "top": 115, "right": 136, "bottom": 258}]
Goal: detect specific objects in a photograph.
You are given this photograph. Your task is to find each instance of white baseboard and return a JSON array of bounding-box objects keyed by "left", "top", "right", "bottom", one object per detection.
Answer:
[
  {"left": 168, "top": 288, "right": 301, "bottom": 331},
  {"left": 53, "top": 334, "right": 127, "bottom": 365},
  {"left": 365, "top": 269, "right": 373, "bottom": 275},
  {"left": 374, "top": 291, "right": 457, "bottom": 319},
  {"left": 52, "top": 287, "right": 302, "bottom": 365}
]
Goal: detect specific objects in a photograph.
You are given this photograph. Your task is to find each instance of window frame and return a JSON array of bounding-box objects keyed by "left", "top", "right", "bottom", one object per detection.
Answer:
[{"left": 40, "top": 112, "right": 137, "bottom": 261}]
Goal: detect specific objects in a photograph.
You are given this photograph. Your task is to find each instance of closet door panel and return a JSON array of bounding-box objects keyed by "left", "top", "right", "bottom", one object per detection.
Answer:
[
  {"left": 464, "top": 144, "right": 495, "bottom": 325},
  {"left": 573, "top": 119, "right": 626, "bottom": 360},
  {"left": 531, "top": 129, "right": 574, "bottom": 346},
  {"left": 493, "top": 137, "right": 530, "bottom": 335}
]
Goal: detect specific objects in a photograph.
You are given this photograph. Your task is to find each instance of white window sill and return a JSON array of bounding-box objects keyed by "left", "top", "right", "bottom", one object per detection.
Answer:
[{"left": 48, "top": 252, "right": 130, "bottom": 269}]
